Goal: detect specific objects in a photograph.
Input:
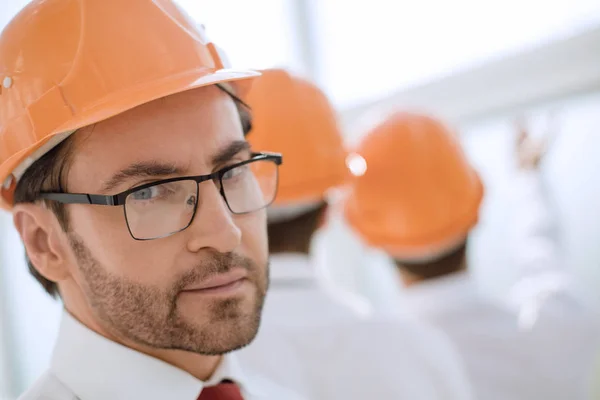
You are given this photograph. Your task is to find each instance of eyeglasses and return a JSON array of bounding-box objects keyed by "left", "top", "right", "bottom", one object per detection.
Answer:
[{"left": 39, "top": 152, "right": 282, "bottom": 240}]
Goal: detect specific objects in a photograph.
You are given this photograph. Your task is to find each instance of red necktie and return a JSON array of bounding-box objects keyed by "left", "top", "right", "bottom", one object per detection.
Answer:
[{"left": 197, "top": 381, "right": 244, "bottom": 400}]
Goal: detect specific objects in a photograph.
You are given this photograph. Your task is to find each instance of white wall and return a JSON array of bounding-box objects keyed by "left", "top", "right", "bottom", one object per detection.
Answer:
[
  {"left": 0, "top": 233, "right": 12, "bottom": 400},
  {"left": 0, "top": 213, "right": 62, "bottom": 397},
  {"left": 314, "top": 0, "right": 600, "bottom": 108}
]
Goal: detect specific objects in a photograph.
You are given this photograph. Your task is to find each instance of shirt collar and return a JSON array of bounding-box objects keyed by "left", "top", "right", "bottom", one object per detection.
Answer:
[
  {"left": 51, "top": 311, "right": 262, "bottom": 400},
  {"left": 205, "top": 349, "right": 266, "bottom": 398},
  {"left": 402, "top": 271, "right": 476, "bottom": 314}
]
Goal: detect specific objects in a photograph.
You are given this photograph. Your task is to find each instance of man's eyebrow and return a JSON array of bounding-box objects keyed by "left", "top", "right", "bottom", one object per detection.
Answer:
[
  {"left": 101, "top": 141, "right": 250, "bottom": 193},
  {"left": 212, "top": 140, "right": 251, "bottom": 166},
  {"left": 102, "top": 162, "right": 184, "bottom": 193}
]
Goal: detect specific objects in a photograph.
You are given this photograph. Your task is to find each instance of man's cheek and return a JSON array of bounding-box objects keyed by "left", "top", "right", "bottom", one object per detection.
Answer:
[
  {"left": 115, "top": 253, "right": 168, "bottom": 286},
  {"left": 239, "top": 215, "right": 267, "bottom": 253}
]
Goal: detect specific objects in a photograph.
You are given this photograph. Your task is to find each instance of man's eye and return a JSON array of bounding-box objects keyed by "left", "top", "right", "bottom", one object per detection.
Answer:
[
  {"left": 131, "top": 186, "right": 159, "bottom": 201},
  {"left": 186, "top": 194, "right": 197, "bottom": 206},
  {"left": 222, "top": 165, "right": 247, "bottom": 180}
]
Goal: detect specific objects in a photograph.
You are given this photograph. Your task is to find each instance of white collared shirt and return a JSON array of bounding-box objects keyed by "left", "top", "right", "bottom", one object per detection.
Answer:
[
  {"left": 402, "top": 272, "right": 598, "bottom": 400},
  {"left": 239, "top": 253, "right": 474, "bottom": 400},
  {"left": 18, "top": 312, "right": 305, "bottom": 400},
  {"left": 260, "top": 253, "right": 365, "bottom": 326},
  {"left": 400, "top": 171, "right": 600, "bottom": 400}
]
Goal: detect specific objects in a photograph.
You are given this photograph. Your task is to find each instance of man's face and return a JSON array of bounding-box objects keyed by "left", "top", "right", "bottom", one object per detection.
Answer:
[{"left": 61, "top": 86, "right": 269, "bottom": 355}]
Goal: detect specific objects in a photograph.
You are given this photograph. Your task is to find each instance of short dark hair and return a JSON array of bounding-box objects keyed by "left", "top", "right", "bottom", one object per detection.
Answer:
[
  {"left": 267, "top": 202, "right": 327, "bottom": 254},
  {"left": 12, "top": 86, "right": 251, "bottom": 298},
  {"left": 394, "top": 241, "right": 467, "bottom": 280}
]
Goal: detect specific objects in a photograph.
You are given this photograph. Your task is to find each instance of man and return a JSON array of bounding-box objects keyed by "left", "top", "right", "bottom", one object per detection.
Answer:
[
  {"left": 238, "top": 70, "right": 474, "bottom": 400},
  {"left": 343, "top": 111, "right": 599, "bottom": 400},
  {"left": 0, "top": 1, "right": 303, "bottom": 399},
  {"left": 240, "top": 68, "right": 367, "bottom": 324}
]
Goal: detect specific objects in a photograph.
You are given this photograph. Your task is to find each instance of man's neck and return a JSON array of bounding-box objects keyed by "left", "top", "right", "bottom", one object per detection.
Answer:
[
  {"left": 269, "top": 243, "right": 311, "bottom": 255},
  {"left": 399, "top": 265, "right": 468, "bottom": 288},
  {"left": 150, "top": 348, "right": 221, "bottom": 382},
  {"left": 64, "top": 298, "right": 221, "bottom": 381}
]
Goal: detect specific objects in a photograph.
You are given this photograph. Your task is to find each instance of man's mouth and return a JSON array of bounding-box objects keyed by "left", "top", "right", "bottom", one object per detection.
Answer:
[{"left": 181, "top": 268, "right": 249, "bottom": 296}]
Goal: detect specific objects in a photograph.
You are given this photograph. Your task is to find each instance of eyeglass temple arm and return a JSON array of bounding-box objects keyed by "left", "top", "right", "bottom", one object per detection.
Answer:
[{"left": 39, "top": 192, "right": 119, "bottom": 206}]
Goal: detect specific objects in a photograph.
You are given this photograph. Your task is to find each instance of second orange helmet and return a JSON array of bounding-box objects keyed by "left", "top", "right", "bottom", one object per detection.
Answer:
[{"left": 245, "top": 69, "right": 348, "bottom": 206}]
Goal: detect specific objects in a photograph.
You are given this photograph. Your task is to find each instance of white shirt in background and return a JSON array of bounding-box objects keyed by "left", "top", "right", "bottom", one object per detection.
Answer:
[
  {"left": 261, "top": 253, "right": 364, "bottom": 326},
  {"left": 239, "top": 253, "right": 474, "bottom": 400},
  {"left": 19, "top": 311, "right": 305, "bottom": 400},
  {"left": 401, "top": 170, "right": 600, "bottom": 400}
]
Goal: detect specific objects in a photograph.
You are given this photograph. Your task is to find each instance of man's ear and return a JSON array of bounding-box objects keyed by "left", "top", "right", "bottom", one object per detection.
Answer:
[{"left": 12, "top": 203, "right": 70, "bottom": 284}]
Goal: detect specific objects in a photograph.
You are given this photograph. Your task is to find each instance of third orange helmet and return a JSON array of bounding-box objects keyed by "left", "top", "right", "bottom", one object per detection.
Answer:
[{"left": 344, "top": 112, "right": 484, "bottom": 260}]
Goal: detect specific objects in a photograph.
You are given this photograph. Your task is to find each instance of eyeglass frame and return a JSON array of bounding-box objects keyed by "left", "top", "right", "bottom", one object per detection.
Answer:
[{"left": 38, "top": 152, "right": 283, "bottom": 240}]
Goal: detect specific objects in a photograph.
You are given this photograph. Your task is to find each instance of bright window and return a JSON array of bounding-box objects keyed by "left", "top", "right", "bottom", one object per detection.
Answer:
[
  {"left": 177, "top": 0, "right": 298, "bottom": 71},
  {"left": 0, "top": 1, "right": 30, "bottom": 28},
  {"left": 314, "top": 0, "right": 600, "bottom": 107}
]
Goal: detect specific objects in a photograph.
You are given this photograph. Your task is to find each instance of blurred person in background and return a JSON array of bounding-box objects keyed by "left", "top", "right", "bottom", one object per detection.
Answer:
[
  {"left": 343, "top": 111, "right": 599, "bottom": 400},
  {"left": 238, "top": 69, "right": 473, "bottom": 400},
  {"left": 0, "top": 1, "right": 305, "bottom": 399},
  {"left": 241, "top": 68, "right": 365, "bottom": 323}
]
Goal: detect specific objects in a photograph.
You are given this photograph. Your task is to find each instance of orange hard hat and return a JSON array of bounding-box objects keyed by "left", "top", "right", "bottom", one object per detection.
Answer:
[
  {"left": 245, "top": 69, "right": 348, "bottom": 206},
  {"left": 0, "top": 0, "right": 258, "bottom": 209},
  {"left": 344, "top": 112, "right": 484, "bottom": 260}
]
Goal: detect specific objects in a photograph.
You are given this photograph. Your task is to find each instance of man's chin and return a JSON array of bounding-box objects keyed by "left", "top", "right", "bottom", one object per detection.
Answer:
[
  {"left": 177, "top": 314, "right": 262, "bottom": 355},
  {"left": 171, "top": 283, "right": 265, "bottom": 354},
  {"left": 175, "top": 300, "right": 262, "bottom": 352}
]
